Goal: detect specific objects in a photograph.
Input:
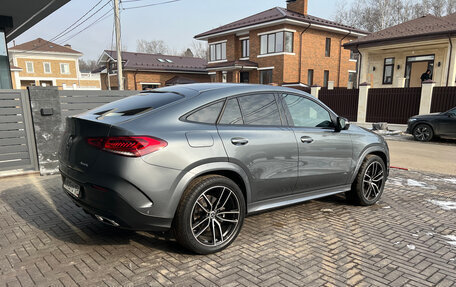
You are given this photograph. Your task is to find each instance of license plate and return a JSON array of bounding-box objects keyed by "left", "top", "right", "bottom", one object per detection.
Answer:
[{"left": 63, "top": 178, "right": 80, "bottom": 198}]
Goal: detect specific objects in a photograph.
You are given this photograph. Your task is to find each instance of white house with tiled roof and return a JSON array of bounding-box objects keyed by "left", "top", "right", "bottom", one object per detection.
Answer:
[{"left": 9, "top": 38, "right": 101, "bottom": 90}]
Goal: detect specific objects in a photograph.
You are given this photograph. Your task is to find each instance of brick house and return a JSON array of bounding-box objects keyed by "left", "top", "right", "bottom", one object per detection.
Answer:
[
  {"left": 97, "top": 50, "right": 210, "bottom": 90},
  {"left": 8, "top": 38, "right": 101, "bottom": 90},
  {"left": 195, "top": 0, "right": 368, "bottom": 89}
]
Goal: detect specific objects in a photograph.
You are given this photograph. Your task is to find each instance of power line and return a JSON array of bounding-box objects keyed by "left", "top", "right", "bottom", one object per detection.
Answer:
[
  {"left": 12, "top": 0, "right": 111, "bottom": 54},
  {"left": 49, "top": 0, "right": 112, "bottom": 43},
  {"left": 56, "top": 10, "right": 113, "bottom": 45},
  {"left": 49, "top": 0, "right": 106, "bottom": 43},
  {"left": 121, "top": 0, "right": 181, "bottom": 10}
]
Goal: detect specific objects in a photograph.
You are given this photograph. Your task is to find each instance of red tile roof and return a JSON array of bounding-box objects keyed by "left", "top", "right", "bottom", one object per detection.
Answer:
[
  {"left": 102, "top": 50, "right": 207, "bottom": 73},
  {"left": 195, "top": 7, "right": 367, "bottom": 39},
  {"left": 345, "top": 13, "right": 456, "bottom": 48},
  {"left": 9, "top": 38, "right": 82, "bottom": 54}
]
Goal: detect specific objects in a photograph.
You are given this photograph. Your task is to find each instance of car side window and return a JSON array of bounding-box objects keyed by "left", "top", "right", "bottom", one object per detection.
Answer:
[
  {"left": 237, "top": 94, "right": 282, "bottom": 126},
  {"left": 282, "top": 94, "right": 334, "bottom": 128},
  {"left": 186, "top": 101, "right": 224, "bottom": 124},
  {"left": 448, "top": 108, "right": 456, "bottom": 116},
  {"left": 219, "top": 98, "right": 244, "bottom": 125}
]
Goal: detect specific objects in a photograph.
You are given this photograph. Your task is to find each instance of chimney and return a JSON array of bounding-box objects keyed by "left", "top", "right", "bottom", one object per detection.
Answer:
[
  {"left": 64, "top": 44, "right": 72, "bottom": 49},
  {"left": 286, "top": 0, "right": 308, "bottom": 15}
]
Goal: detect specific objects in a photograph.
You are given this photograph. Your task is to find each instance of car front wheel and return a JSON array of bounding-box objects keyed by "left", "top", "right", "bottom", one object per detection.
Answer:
[
  {"left": 173, "top": 175, "right": 245, "bottom": 254},
  {"left": 347, "top": 155, "right": 386, "bottom": 206},
  {"left": 413, "top": 124, "right": 433, "bottom": 141}
]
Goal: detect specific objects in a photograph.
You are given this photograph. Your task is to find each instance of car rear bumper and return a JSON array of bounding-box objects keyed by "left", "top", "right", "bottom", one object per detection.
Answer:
[{"left": 59, "top": 164, "right": 173, "bottom": 232}]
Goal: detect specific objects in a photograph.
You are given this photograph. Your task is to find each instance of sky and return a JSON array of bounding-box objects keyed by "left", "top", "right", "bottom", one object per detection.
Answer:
[{"left": 10, "top": 0, "right": 353, "bottom": 61}]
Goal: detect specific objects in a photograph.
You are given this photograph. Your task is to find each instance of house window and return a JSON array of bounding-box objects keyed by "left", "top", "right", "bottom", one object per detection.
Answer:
[
  {"left": 60, "top": 63, "right": 70, "bottom": 74},
  {"left": 323, "top": 70, "right": 329, "bottom": 87},
  {"left": 142, "top": 83, "right": 160, "bottom": 90},
  {"left": 260, "top": 70, "right": 273, "bottom": 85},
  {"left": 350, "top": 50, "right": 358, "bottom": 61},
  {"left": 26, "top": 62, "right": 34, "bottom": 73},
  {"left": 308, "top": 69, "right": 314, "bottom": 86},
  {"left": 349, "top": 71, "right": 357, "bottom": 87},
  {"left": 325, "top": 38, "right": 331, "bottom": 57},
  {"left": 383, "top": 58, "right": 395, "bottom": 85},
  {"left": 209, "top": 42, "right": 226, "bottom": 62},
  {"left": 260, "top": 31, "right": 293, "bottom": 55},
  {"left": 43, "top": 62, "right": 51, "bottom": 74},
  {"left": 241, "top": 39, "right": 249, "bottom": 58}
]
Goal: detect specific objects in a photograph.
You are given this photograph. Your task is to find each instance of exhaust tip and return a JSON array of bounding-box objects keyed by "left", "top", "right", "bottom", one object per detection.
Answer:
[{"left": 95, "top": 214, "right": 120, "bottom": 227}]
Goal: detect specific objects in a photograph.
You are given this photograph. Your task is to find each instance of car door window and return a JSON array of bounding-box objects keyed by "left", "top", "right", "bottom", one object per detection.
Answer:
[
  {"left": 282, "top": 94, "right": 333, "bottom": 128},
  {"left": 219, "top": 98, "right": 244, "bottom": 125},
  {"left": 186, "top": 101, "right": 224, "bottom": 124},
  {"left": 447, "top": 108, "right": 456, "bottom": 116},
  {"left": 237, "top": 94, "right": 282, "bottom": 126}
]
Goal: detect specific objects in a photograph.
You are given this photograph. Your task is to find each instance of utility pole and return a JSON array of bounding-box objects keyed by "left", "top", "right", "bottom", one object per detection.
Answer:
[{"left": 113, "top": 0, "right": 124, "bottom": 90}]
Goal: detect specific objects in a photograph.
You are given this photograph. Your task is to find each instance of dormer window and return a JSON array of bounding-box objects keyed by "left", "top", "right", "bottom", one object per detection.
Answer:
[{"left": 157, "top": 59, "right": 165, "bottom": 62}]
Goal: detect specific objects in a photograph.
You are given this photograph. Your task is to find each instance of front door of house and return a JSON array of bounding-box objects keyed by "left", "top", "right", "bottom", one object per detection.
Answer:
[
  {"left": 405, "top": 55, "right": 435, "bottom": 87},
  {"left": 240, "top": 71, "right": 249, "bottom": 83},
  {"left": 409, "top": 62, "right": 429, "bottom": 87}
]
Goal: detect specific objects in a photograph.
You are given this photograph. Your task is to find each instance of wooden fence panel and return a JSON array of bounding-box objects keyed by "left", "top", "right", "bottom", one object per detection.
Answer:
[
  {"left": 431, "top": 87, "right": 456, "bottom": 113},
  {"left": 366, "top": 88, "right": 421, "bottom": 124},
  {"left": 318, "top": 88, "right": 359, "bottom": 122}
]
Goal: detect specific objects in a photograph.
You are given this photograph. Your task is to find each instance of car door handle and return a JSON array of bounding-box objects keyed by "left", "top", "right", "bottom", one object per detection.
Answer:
[
  {"left": 301, "top": 136, "right": 314, "bottom": 144},
  {"left": 231, "top": 137, "right": 249, "bottom": 146}
]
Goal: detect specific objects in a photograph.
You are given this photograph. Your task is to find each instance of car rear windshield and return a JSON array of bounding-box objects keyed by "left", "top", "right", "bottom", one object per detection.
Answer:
[{"left": 90, "top": 92, "right": 184, "bottom": 120}]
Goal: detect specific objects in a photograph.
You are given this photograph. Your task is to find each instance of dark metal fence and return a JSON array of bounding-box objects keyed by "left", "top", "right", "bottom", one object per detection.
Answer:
[
  {"left": 319, "top": 88, "right": 359, "bottom": 122},
  {"left": 366, "top": 88, "right": 421, "bottom": 124},
  {"left": 431, "top": 87, "right": 456, "bottom": 113},
  {"left": 0, "top": 90, "right": 38, "bottom": 172}
]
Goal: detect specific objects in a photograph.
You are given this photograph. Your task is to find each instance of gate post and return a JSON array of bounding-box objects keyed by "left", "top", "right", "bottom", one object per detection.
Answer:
[
  {"left": 28, "top": 86, "right": 63, "bottom": 175},
  {"left": 419, "top": 80, "right": 435, "bottom": 115},
  {"left": 358, "top": 82, "right": 371, "bottom": 123},
  {"left": 311, "top": 85, "right": 321, "bottom": 99}
]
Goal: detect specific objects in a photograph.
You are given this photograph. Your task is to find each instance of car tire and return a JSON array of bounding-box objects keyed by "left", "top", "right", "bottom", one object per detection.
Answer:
[
  {"left": 413, "top": 124, "right": 434, "bottom": 142},
  {"left": 173, "top": 175, "right": 245, "bottom": 254},
  {"left": 347, "top": 155, "right": 386, "bottom": 206}
]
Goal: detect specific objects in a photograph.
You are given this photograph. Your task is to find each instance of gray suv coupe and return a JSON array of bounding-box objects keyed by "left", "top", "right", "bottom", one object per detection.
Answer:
[{"left": 59, "top": 84, "right": 389, "bottom": 254}]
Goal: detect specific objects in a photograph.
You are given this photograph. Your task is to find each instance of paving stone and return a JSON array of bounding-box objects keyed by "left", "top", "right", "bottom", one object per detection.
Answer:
[{"left": 0, "top": 170, "right": 455, "bottom": 286}]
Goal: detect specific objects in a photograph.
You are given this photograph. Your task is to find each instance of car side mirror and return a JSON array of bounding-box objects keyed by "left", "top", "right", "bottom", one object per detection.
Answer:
[{"left": 336, "top": 117, "right": 350, "bottom": 131}]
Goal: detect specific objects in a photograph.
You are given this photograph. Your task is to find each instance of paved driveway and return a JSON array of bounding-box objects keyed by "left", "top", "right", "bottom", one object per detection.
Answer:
[{"left": 0, "top": 170, "right": 455, "bottom": 286}]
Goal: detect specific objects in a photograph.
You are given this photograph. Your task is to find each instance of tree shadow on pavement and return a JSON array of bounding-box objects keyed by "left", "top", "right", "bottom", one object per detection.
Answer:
[{"left": 0, "top": 178, "right": 188, "bottom": 254}]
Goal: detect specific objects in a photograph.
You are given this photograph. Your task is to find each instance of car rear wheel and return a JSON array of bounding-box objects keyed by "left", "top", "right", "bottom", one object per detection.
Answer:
[
  {"left": 173, "top": 175, "right": 245, "bottom": 254},
  {"left": 413, "top": 124, "right": 434, "bottom": 142},
  {"left": 347, "top": 155, "right": 386, "bottom": 206}
]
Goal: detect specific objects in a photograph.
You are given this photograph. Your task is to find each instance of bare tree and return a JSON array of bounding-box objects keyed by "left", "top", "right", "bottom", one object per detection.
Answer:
[
  {"left": 181, "top": 48, "right": 194, "bottom": 57},
  {"left": 334, "top": 0, "right": 456, "bottom": 32},
  {"left": 79, "top": 59, "right": 99, "bottom": 73},
  {"left": 191, "top": 41, "right": 208, "bottom": 60},
  {"left": 136, "top": 39, "right": 169, "bottom": 54}
]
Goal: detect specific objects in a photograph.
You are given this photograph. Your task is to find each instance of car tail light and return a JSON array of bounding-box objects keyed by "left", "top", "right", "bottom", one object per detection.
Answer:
[{"left": 87, "top": 136, "right": 167, "bottom": 157}]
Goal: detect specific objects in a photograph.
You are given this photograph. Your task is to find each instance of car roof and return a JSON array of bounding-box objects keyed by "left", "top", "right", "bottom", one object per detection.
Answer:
[{"left": 153, "top": 83, "right": 309, "bottom": 97}]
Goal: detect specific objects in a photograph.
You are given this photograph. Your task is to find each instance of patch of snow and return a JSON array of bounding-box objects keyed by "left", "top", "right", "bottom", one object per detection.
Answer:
[
  {"left": 412, "top": 234, "right": 418, "bottom": 237},
  {"left": 407, "top": 244, "right": 416, "bottom": 250},
  {"left": 426, "top": 232, "right": 434, "bottom": 236},
  {"left": 424, "top": 177, "right": 456, "bottom": 185},
  {"left": 394, "top": 241, "right": 401, "bottom": 245},
  {"left": 320, "top": 209, "right": 334, "bottom": 213},
  {"left": 387, "top": 178, "right": 404, "bottom": 186},
  {"left": 407, "top": 179, "right": 436, "bottom": 189},
  {"left": 383, "top": 206, "right": 391, "bottom": 209},
  {"left": 428, "top": 199, "right": 456, "bottom": 211}
]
